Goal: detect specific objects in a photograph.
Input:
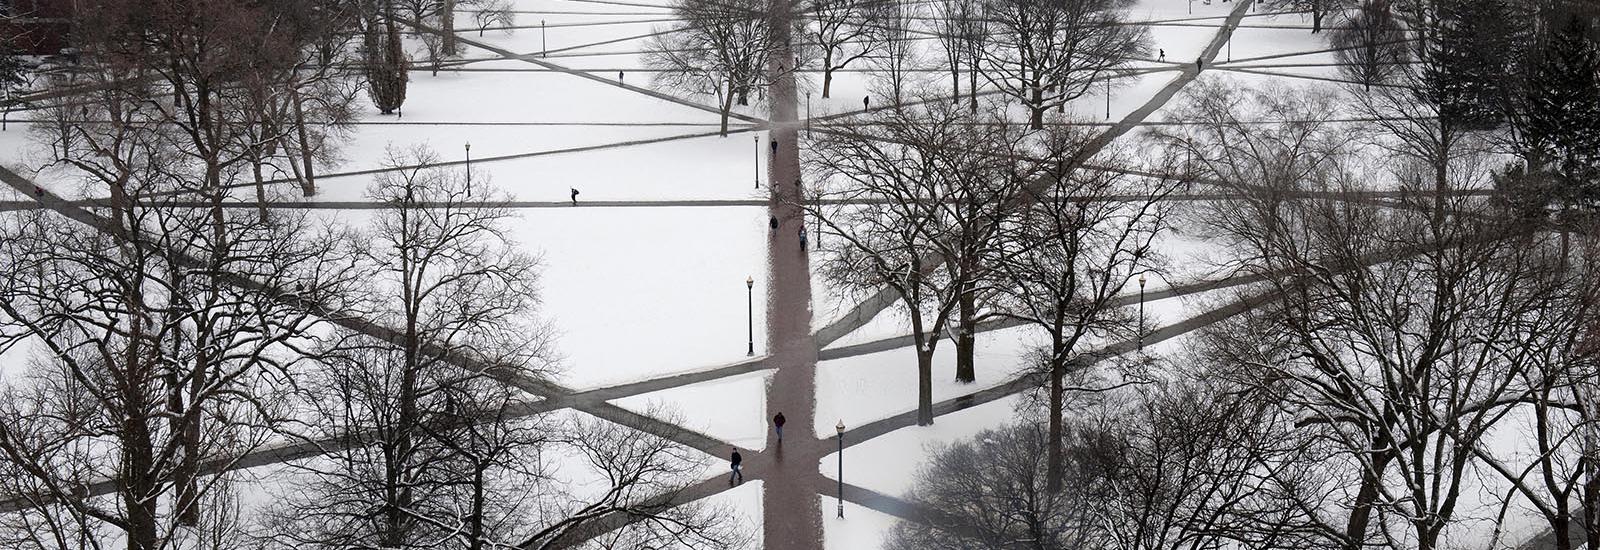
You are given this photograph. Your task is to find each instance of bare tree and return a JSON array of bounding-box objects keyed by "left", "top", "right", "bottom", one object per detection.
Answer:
[
  {"left": 0, "top": 169, "right": 348, "bottom": 550},
  {"left": 1261, "top": 0, "right": 1349, "bottom": 33},
  {"left": 266, "top": 147, "right": 548, "bottom": 550},
  {"left": 1170, "top": 79, "right": 1591, "bottom": 550},
  {"left": 866, "top": 0, "right": 920, "bottom": 106},
  {"left": 467, "top": 0, "right": 515, "bottom": 36},
  {"left": 932, "top": 0, "right": 983, "bottom": 107},
  {"left": 521, "top": 413, "right": 750, "bottom": 550},
  {"left": 977, "top": 0, "right": 1148, "bottom": 129},
  {"left": 804, "top": 98, "right": 1026, "bottom": 424},
  {"left": 888, "top": 375, "right": 1309, "bottom": 550},
  {"left": 994, "top": 123, "right": 1180, "bottom": 492},
  {"left": 1331, "top": 0, "right": 1410, "bottom": 91},
  {"left": 805, "top": 0, "right": 880, "bottom": 98},
  {"left": 886, "top": 421, "right": 1116, "bottom": 549},
  {"left": 646, "top": 0, "right": 779, "bottom": 135}
]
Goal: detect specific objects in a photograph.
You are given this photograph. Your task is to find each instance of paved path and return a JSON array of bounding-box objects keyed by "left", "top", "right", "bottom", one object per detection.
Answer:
[
  {"left": 753, "top": 0, "right": 828, "bottom": 546},
  {"left": 0, "top": 1, "right": 1359, "bottom": 545},
  {"left": 813, "top": 0, "right": 1259, "bottom": 349}
]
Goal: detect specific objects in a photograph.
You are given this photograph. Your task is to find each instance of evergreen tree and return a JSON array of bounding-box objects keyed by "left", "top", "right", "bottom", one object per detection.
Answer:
[
  {"left": 1523, "top": 16, "right": 1600, "bottom": 205},
  {"left": 365, "top": 2, "right": 409, "bottom": 115},
  {"left": 1422, "top": 0, "right": 1516, "bottom": 129}
]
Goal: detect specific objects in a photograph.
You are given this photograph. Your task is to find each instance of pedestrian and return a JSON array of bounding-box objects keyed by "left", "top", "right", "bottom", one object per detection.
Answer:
[
  {"left": 771, "top": 139, "right": 778, "bottom": 154},
  {"left": 1159, "top": 48, "right": 1165, "bottom": 62},
  {"left": 770, "top": 215, "right": 779, "bottom": 231},
  {"left": 570, "top": 187, "right": 580, "bottom": 206},
  {"left": 799, "top": 227, "right": 807, "bottom": 250},
  {"left": 33, "top": 185, "right": 43, "bottom": 199},
  {"left": 863, "top": 95, "right": 870, "bottom": 110},
  {"left": 773, "top": 412, "right": 787, "bottom": 442},
  {"left": 618, "top": 70, "right": 624, "bottom": 82},
  {"left": 729, "top": 448, "right": 744, "bottom": 485},
  {"left": 1196, "top": 57, "right": 1203, "bottom": 71}
]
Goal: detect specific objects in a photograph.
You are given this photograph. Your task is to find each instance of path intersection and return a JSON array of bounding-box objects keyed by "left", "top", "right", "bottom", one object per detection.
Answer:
[{"left": 0, "top": 0, "right": 1402, "bottom": 548}]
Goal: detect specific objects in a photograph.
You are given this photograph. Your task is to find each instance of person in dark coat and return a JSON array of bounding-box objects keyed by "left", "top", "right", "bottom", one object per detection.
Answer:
[
  {"left": 771, "top": 139, "right": 778, "bottom": 154},
  {"left": 570, "top": 188, "right": 579, "bottom": 206},
  {"left": 773, "top": 412, "right": 787, "bottom": 441},
  {"left": 799, "top": 228, "right": 807, "bottom": 250},
  {"left": 770, "top": 215, "right": 779, "bottom": 231},
  {"left": 729, "top": 448, "right": 744, "bottom": 485},
  {"left": 1196, "top": 57, "right": 1203, "bottom": 71},
  {"left": 1159, "top": 48, "right": 1166, "bottom": 61},
  {"left": 863, "top": 95, "right": 870, "bottom": 110}
]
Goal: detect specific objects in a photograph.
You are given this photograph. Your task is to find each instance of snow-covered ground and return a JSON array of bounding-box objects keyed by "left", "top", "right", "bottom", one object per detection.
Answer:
[{"left": 8, "top": 0, "right": 1549, "bottom": 547}]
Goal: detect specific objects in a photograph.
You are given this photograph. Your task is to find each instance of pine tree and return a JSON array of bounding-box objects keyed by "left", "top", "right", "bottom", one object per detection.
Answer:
[
  {"left": 1424, "top": 0, "right": 1515, "bottom": 130},
  {"left": 1524, "top": 16, "right": 1600, "bottom": 205},
  {"left": 365, "top": 3, "right": 409, "bottom": 115}
]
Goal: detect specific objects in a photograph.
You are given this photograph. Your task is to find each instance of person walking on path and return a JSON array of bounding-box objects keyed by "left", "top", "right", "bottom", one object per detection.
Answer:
[
  {"left": 618, "top": 70, "right": 624, "bottom": 82},
  {"left": 799, "top": 228, "right": 807, "bottom": 250},
  {"left": 1196, "top": 57, "right": 1203, "bottom": 71},
  {"left": 773, "top": 412, "right": 787, "bottom": 442},
  {"left": 863, "top": 95, "right": 870, "bottom": 110},
  {"left": 570, "top": 188, "right": 579, "bottom": 206},
  {"left": 770, "top": 215, "right": 779, "bottom": 231},
  {"left": 771, "top": 139, "right": 778, "bottom": 154},
  {"left": 1159, "top": 48, "right": 1165, "bottom": 62},
  {"left": 729, "top": 448, "right": 744, "bottom": 485}
]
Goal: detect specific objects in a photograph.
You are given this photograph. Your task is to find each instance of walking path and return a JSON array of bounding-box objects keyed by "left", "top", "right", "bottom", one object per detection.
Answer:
[
  {"left": 815, "top": 0, "right": 1258, "bottom": 350},
  {"left": 753, "top": 0, "right": 828, "bottom": 545},
  {"left": 0, "top": 1, "right": 1353, "bottom": 547}
]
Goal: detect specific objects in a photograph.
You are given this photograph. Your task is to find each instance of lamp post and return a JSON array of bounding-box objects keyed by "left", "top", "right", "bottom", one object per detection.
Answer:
[
  {"left": 1105, "top": 78, "right": 1111, "bottom": 120},
  {"left": 806, "top": 91, "right": 812, "bottom": 136},
  {"left": 1137, "top": 273, "right": 1147, "bottom": 351},
  {"left": 1188, "top": 0, "right": 1192, "bottom": 14},
  {"left": 464, "top": 142, "right": 472, "bottom": 187},
  {"left": 541, "top": 20, "right": 548, "bottom": 56},
  {"left": 836, "top": 420, "right": 845, "bottom": 518},
  {"left": 746, "top": 276, "right": 755, "bottom": 356},
  {"left": 754, "top": 135, "right": 761, "bottom": 188}
]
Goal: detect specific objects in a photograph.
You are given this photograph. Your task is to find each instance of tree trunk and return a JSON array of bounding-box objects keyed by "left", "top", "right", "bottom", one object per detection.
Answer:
[
  {"left": 955, "top": 287, "right": 975, "bottom": 383},
  {"left": 442, "top": 0, "right": 458, "bottom": 56},
  {"left": 822, "top": 49, "right": 835, "bottom": 98},
  {"left": 1045, "top": 353, "right": 1064, "bottom": 493},
  {"left": 916, "top": 348, "right": 934, "bottom": 425},
  {"left": 1583, "top": 449, "right": 1599, "bottom": 550},
  {"left": 291, "top": 88, "right": 317, "bottom": 196},
  {"left": 950, "top": 66, "right": 960, "bottom": 103},
  {"left": 720, "top": 91, "right": 734, "bottom": 136},
  {"left": 1030, "top": 85, "right": 1045, "bottom": 129},
  {"left": 123, "top": 345, "right": 159, "bottom": 550},
  {"left": 1312, "top": 0, "right": 1324, "bottom": 33},
  {"left": 969, "top": 67, "right": 978, "bottom": 113},
  {"left": 469, "top": 465, "right": 487, "bottom": 550},
  {"left": 253, "top": 158, "right": 269, "bottom": 220},
  {"left": 1344, "top": 448, "right": 1394, "bottom": 550}
]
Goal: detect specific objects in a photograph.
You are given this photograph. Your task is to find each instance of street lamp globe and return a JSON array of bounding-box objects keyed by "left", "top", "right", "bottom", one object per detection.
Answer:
[
  {"left": 747, "top": 276, "right": 754, "bottom": 289},
  {"left": 836, "top": 420, "right": 845, "bottom": 435},
  {"left": 1138, "top": 272, "right": 1147, "bottom": 288}
]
